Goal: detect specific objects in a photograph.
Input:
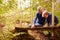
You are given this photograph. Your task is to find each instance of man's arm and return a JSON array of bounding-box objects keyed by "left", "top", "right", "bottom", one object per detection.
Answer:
[
  {"left": 33, "top": 13, "right": 39, "bottom": 24},
  {"left": 34, "top": 16, "right": 37, "bottom": 24},
  {"left": 31, "top": 13, "right": 39, "bottom": 28}
]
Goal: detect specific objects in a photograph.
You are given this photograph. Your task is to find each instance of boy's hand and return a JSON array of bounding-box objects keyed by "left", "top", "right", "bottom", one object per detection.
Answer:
[
  {"left": 43, "top": 23, "right": 48, "bottom": 27},
  {"left": 49, "top": 25, "right": 54, "bottom": 27}
]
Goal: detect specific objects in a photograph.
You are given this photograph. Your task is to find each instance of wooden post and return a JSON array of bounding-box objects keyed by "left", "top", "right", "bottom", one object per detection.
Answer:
[
  {"left": 52, "top": 0, "right": 55, "bottom": 26},
  {"left": 51, "top": 0, "right": 55, "bottom": 37}
]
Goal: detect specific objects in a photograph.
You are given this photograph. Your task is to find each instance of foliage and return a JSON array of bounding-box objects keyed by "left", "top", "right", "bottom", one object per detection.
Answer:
[{"left": 0, "top": 0, "right": 60, "bottom": 40}]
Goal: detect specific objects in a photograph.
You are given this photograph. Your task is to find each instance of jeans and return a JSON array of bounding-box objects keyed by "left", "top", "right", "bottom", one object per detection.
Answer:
[{"left": 28, "top": 23, "right": 42, "bottom": 28}]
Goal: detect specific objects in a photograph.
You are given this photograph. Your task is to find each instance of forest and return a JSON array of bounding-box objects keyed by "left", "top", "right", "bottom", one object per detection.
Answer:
[{"left": 0, "top": 0, "right": 60, "bottom": 40}]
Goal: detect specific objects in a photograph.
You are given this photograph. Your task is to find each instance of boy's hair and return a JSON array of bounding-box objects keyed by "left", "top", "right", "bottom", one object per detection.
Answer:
[{"left": 42, "top": 10, "right": 48, "bottom": 17}]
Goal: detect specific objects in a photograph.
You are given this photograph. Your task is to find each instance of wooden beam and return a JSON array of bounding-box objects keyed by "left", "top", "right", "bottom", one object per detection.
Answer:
[
  {"left": 15, "top": 26, "right": 60, "bottom": 30},
  {"left": 52, "top": 0, "right": 55, "bottom": 26},
  {"left": 52, "top": 0, "right": 55, "bottom": 37}
]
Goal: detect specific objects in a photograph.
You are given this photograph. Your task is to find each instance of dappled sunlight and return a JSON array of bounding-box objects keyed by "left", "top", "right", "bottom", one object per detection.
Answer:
[
  {"left": 17, "top": 0, "right": 31, "bottom": 10},
  {"left": 0, "top": 0, "right": 60, "bottom": 40}
]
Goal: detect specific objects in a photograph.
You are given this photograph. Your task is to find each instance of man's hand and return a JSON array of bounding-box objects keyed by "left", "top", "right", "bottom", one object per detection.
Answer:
[{"left": 31, "top": 24, "right": 35, "bottom": 28}]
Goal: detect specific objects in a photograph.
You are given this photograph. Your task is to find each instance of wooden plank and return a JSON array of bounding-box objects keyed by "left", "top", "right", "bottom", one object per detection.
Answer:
[{"left": 15, "top": 26, "right": 60, "bottom": 30}]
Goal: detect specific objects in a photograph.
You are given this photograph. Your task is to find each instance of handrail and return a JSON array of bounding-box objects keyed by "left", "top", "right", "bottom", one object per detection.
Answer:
[{"left": 15, "top": 26, "right": 60, "bottom": 30}]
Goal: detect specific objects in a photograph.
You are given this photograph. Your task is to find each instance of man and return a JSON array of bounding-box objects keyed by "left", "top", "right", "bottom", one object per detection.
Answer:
[
  {"left": 31, "top": 6, "right": 45, "bottom": 28},
  {"left": 42, "top": 10, "right": 58, "bottom": 26}
]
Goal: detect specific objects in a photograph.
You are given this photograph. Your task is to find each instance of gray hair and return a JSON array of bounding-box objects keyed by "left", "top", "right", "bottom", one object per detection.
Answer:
[{"left": 37, "top": 6, "right": 42, "bottom": 10}]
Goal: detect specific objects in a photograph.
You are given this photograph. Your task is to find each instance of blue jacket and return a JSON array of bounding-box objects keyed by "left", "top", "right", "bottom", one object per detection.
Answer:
[
  {"left": 34, "top": 12, "right": 58, "bottom": 26},
  {"left": 34, "top": 12, "right": 45, "bottom": 26},
  {"left": 46, "top": 14, "right": 58, "bottom": 26}
]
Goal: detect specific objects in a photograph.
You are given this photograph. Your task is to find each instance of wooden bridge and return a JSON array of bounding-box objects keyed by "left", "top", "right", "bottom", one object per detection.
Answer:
[{"left": 12, "top": 26, "right": 60, "bottom": 40}]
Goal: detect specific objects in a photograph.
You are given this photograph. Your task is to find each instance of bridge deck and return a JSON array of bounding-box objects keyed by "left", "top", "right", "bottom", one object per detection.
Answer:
[{"left": 15, "top": 26, "right": 60, "bottom": 31}]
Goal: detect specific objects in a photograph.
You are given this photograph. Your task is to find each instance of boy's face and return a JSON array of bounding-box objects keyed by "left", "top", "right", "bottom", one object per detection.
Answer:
[{"left": 44, "top": 13, "right": 48, "bottom": 18}]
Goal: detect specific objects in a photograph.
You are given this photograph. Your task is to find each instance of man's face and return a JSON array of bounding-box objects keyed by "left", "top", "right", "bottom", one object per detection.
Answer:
[{"left": 38, "top": 9, "right": 42, "bottom": 14}]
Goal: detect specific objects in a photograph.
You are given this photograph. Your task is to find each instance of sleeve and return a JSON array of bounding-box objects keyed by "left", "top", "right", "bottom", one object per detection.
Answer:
[
  {"left": 54, "top": 16, "right": 58, "bottom": 25},
  {"left": 33, "top": 13, "right": 39, "bottom": 24}
]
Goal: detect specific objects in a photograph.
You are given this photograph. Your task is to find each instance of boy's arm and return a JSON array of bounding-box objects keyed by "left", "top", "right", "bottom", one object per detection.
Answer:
[{"left": 54, "top": 16, "right": 58, "bottom": 25}]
